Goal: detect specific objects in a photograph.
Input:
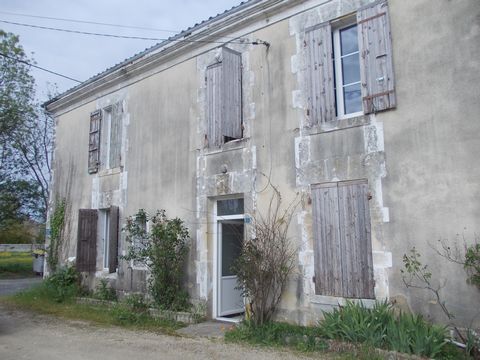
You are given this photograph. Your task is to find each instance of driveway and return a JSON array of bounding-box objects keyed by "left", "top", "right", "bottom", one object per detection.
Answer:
[
  {"left": 0, "top": 305, "right": 317, "bottom": 360},
  {"left": 0, "top": 277, "right": 43, "bottom": 296}
]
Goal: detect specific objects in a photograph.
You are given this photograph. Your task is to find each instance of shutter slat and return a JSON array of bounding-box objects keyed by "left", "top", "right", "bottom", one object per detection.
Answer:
[
  {"left": 76, "top": 209, "right": 98, "bottom": 272},
  {"left": 358, "top": 1, "right": 395, "bottom": 114},
  {"left": 108, "top": 206, "right": 119, "bottom": 273},
  {"left": 206, "top": 63, "right": 223, "bottom": 147},
  {"left": 88, "top": 111, "right": 102, "bottom": 174},
  {"left": 222, "top": 48, "right": 242, "bottom": 141},
  {"left": 305, "top": 23, "right": 335, "bottom": 125}
]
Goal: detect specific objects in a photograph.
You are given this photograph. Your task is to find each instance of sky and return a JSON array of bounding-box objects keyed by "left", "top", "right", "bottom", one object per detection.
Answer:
[{"left": 0, "top": 0, "right": 243, "bottom": 101}]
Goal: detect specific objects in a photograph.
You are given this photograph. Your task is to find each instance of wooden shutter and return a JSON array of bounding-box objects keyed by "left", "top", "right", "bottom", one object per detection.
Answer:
[
  {"left": 206, "top": 62, "right": 223, "bottom": 147},
  {"left": 357, "top": 1, "right": 396, "bottom": 114},
  {"left": 88, "top": 110, "right": 101, "bottom": 174},
  {"left": 76, "top": 209, "right": 98, "bottom": 272},
  {"left": 109, "top": 103, "right": 122, "bottom": 169},
  {"left": 108, "top": 206, "right": 119, "bottom": 273},
  {"left": 222, "top": 48, "right": 242, "bottom": 141},
  {"left": 312, "top": 180, "right": 374, "bottom": 298},
  {"left": 305, "top": 23, "right": 335, "bottom": 125},
  {"left": 206, "top": 47, "right": 242, "bottom": 147}
]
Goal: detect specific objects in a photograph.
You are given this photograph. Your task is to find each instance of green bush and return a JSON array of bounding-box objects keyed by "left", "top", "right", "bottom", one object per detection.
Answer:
[
  {"left": 44, "top": 265, "right": 78, "bottom": 302},
  {"left": 93, "top": 279, "right": 117, "bottom": 301},
  {"left": 123, "top": 209, "right": 190, "bottom": 311},
  {"left": 318, "top": 300, "right": 447, "bottom": 358}
]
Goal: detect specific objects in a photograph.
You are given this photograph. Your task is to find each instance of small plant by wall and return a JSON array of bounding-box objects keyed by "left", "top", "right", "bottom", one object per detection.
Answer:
[
  {"left": 47, "top": 198, "right": 66, "bottom": 272},
  {"left": 123, "top": 209, "right": 190, "bottom": 311}
]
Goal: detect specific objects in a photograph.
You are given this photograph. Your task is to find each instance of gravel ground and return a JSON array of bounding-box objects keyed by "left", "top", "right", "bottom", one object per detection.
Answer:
[{"left": 0, "top": 305, "right": 321, "bottom": 360}]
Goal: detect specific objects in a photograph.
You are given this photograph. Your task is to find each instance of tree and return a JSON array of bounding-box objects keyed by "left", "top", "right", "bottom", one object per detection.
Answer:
[{"left": 0, "top": 30, "right": 53, "bottom": 226}]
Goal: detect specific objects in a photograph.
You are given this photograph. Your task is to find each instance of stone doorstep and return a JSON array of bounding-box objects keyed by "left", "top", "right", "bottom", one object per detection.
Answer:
[{"left": 75, "top": 297, "right": 203, "bottom": 324}]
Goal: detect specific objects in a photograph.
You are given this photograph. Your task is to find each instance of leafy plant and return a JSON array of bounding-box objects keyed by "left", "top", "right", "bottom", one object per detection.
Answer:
[
  {"left": 123, "top": 209, "right": 190, "bottom": 311},
  {"left": 464, "top": 243, "right": 480, "bottom": 288},
  {"left": 44, "top": 265, "right": 78, "bottom": 302},
  {"left": 47, "top": 199, "right": 66, "bottom": 273},
  {"left": 232, "top": 185, "right": 299, "bottom": 325},
  {"left": 94, "top": 279, "right": 117, "bottom": 301}
]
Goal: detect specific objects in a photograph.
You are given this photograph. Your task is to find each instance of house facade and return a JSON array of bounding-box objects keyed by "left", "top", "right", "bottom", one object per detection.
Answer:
[{"left": 45, "top": 0, "right": 480, "bottom": 327}]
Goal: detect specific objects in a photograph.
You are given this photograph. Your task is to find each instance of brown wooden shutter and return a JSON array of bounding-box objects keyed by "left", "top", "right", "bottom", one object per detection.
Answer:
[
  {"left": 108, "top": 206, "right": 119, "bottom": 273},
  {"left": 305, "top": 23, "right": 335, "bottom": 125},
  {"left": 222, "top": 48, "right": 242, "bottom": 141},
  {"left": 357, "top": 1, "right": 396, "bottom": 114},
  {"left": 312, "top": 180, "right": 374, "bottom": 298},
  {"left": 76, "top": 209, "right": 98, "bottom": 272},
  {"left": 206, "top": 62, "right": 222, "bottom": 147},
  {"left": 88, "top": 110, "right": 101, "bottom": 174},
  {"left": 109, "top": 103, "right": 122, "bottom": 169}
]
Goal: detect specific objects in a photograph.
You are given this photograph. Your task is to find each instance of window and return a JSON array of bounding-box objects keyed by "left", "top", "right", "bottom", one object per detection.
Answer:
[
  {"left": 88, "top": 102, "right": 122, "bottom": 174},
  {"left": 206, "top": 47, "right": 242, "bottom": 147},
  {"left": 76, "top": 206, "right": 119, "bottom": 273},
  {"left": 311, "top": 180, "right": 374, "bottom": 299},
  {"left": 333, "top": 24, "right": 362, "bottom": 117},
  {"left": 305, "top": 0, "right": 395, "bottom": 126}
]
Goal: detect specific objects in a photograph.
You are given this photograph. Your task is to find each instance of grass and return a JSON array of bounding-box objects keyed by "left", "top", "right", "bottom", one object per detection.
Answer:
[
  {"left": 0, "top": 282, "right": 182, "bottom": 334},
  {"left": 0, "top": 251, "right": 34, "bottom": 278}
]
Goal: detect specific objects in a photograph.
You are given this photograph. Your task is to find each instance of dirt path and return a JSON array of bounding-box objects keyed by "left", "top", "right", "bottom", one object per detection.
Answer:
[{"left": 0, "top": 305, "right": 317, "bottom": 360}]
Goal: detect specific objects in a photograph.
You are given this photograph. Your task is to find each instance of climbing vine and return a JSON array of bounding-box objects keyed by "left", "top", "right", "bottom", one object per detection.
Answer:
[{"left": 47, "top": 199, "right": 66, "bottom": 272}]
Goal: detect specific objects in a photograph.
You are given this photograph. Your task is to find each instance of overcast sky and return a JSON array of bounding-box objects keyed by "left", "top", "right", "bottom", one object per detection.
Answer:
[{"left": 1, "top": 0, "right": 242, "bottom": 101}]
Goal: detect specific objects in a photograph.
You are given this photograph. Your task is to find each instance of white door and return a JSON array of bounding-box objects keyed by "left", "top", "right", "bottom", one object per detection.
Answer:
[{"left": 218, "top": 220, "right": 244, "bottom": 316}]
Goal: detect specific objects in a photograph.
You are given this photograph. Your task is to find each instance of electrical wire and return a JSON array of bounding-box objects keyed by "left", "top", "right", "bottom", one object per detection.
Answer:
[
  {"left": 0, "top": 19, "right": 253, "bottom": 45},
  {"left": 0, "top": 10, "right": 180, "bottom": 34},
  {"left": 0, "top": 52, "right": 82, "bottom": 83}
]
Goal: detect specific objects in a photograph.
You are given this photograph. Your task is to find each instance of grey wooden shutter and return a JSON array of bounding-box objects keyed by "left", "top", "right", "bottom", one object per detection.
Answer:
[
  {"left": 338, "top": 180, "right": 375, "bottom": 299},
  {"left": 76, "top": 209, "right": 98, "bottom": 272},
  {"left": 305, "top": 23, "right": 335, "bottom": 126},
  {"left": 108, "top": 206, "right": 119, "bottom": 273},
  {"left": 206, "top": 62, "right": 223, "bottom": 147},
  {"left": 312, "top": 183, "right": 343, "bottom": 296},
  {"left": 109, "top": 103, "right": 122, "bottom": 169},
  {"left": 357, "top": 1, "right": 396, "bottom": 114},
  {"left": 312, "top": 180, "right": 374, "bottom": 298},
  {"left": 222, "top": 48, "right": 242, "bottom": 141},
  {"left": 88, "top": 110, "right": 102, "bottom": 174}
]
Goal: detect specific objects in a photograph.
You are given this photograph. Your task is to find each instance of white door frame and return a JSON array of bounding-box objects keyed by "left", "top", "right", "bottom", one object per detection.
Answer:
[{"left": 212, "top": 199, "right": 245, "bottom": 320}]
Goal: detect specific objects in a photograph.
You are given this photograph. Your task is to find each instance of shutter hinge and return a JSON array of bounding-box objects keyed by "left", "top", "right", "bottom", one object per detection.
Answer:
[{"left": 312, "top": 276, "right": 316, "bottom": 284}]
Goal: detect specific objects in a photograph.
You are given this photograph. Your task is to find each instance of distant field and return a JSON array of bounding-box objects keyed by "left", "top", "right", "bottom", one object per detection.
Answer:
[{"left": 0, "top": 252, "right": 34, "bottom": 279}]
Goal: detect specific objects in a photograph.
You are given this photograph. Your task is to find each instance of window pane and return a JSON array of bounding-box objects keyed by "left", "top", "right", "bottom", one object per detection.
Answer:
[
  {"left": 343, "top": 83, "right": 362, "bottom": 114},
  {"left": 340, "top": 25, "right": 358, "bottom": 55},
  {"left": 341, "top": 53, "right": 360, "bottom": 85},
  {"left": 222, "top": 222, "right": 243, "bottom": 276},
  {"left": 217, "top": 199, "right": 244, "bottom": 216}
]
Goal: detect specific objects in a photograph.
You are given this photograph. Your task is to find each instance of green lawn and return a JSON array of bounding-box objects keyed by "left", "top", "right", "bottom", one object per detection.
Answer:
[{"left": 0, "top": 252, "right": 34, "bottom": 279}]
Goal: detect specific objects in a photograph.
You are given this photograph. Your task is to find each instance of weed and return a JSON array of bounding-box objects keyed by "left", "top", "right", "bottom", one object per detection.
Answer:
[
  {"left": 94, "top": 279, "right": 117, "bottom": 301},
  {"left": 44, "top": 265, "right": 78, "bottom": 302}
]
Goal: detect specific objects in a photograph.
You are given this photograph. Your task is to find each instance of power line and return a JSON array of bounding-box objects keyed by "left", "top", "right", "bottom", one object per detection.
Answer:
[
  {"left": 0, "top": 52, "right": 82, "bottom": 83},
  {"left": 0, "top": 19, "right": 251, "bottom": 45},
  {"left": 0, "top": 10, "right": 180, "bottom": 34}
]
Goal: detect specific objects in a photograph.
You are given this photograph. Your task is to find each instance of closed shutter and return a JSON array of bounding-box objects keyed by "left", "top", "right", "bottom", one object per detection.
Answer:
[
  {"left": 222, "top": 48, "right": 242, "bottom": 141},
  {"left": 357, "top": 1, "right": 396, "bottom": 114},
  {"left": 88, "top": 110, "right": 101, "bottom": 174},
  {"left": 76, "top": 209, "right": 98, "bottom": 272},
  {"left": 206, "top": 47, "right": 242, "bottom": 147},
  {"left": 312, "top": 180, "right": 374, "bottom": 298},
  {"left": 305, "top": 23, "right": 335, "bottom": 125},
  {"left": 109, "top": 103, "right": 122, "bottom": 169},
  {"left": 108, "top": 206, "right": 119, "bottom": 273}
]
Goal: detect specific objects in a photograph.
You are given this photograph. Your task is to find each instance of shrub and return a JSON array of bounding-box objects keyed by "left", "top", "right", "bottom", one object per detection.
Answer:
[
  {"left": 123, "top": 209, "right": 190, "bottom": 311},
  {"left": 93, "top": 279, "right": 117, "bottom": 301},
  {"left": 44, "top": 265, "right": 78, "bottom": 302},
  {"left": 318, "top": 300, "right": 447, "bottom": 358}
]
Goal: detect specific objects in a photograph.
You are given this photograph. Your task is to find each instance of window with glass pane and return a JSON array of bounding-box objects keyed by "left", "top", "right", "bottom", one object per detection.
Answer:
[
  {"left": 217, "top": 199, "right": 244, "bottom": 216},
  {"left": 333, "top": 24, "right": 362, "bottom": 117}
]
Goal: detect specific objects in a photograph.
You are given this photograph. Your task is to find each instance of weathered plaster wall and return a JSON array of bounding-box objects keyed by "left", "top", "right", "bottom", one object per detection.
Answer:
[{"left": 381, "top": 0, "right": 480, "bottom": 327}]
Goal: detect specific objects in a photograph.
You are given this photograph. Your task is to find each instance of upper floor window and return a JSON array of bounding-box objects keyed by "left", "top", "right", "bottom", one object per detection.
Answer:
[
  {"left": 205, "top": 47, "right": 242, "bottom": 148},
  {"left": 304, "top": 0, "right": 395, "bottom": 126},
  {"left": 88, "top": 102, "right": 123, "bottom": 174}
]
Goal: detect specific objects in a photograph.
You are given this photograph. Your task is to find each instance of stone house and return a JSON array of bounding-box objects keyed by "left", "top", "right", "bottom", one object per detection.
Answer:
[{"left": 44, "top": 0, "right": 480, "bottom": 326}]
